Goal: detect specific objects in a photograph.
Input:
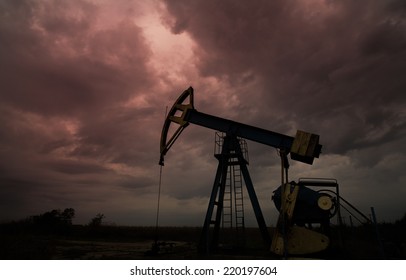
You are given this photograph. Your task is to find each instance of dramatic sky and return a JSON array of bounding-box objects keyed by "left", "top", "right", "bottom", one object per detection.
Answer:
[{"left": 0, "top": 0, "right": 405, "bottom": 226}]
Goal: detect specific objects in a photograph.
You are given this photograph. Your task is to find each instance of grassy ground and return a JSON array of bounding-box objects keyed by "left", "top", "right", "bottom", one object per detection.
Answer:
[{"left": 0, "top": 222, "right": 405, "bottom": 260}]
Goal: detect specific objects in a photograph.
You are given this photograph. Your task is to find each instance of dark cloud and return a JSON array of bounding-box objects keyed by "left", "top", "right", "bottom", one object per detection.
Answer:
[
  {"left": 160, "top": 0, "right": 406, "bottom": 222},
  {"left": 0, "top": 0, "right": 404, "bottom": 225},
  {"left": 0, "top": 0, "right": 153, "bottom": 117},
  {"left": 0, "top": 0, "right": 160, "bottom": 223},
  {"left": 71, "top": 106, "right": 158, "bottom": 165},
  {"left": 44, "top": 159, "right": 110, "bottom": 175},
  {"left": 162, "top": 0, "right": 406, "bottom": 155}
]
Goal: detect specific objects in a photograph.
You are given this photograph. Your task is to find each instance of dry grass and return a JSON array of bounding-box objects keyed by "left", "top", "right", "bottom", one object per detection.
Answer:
[{"left": 1, "top": 222, "right": 404, "bottom": 260}]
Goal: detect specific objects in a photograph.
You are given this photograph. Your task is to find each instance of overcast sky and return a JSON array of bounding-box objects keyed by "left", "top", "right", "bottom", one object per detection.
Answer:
[{"left": 0, "top": 0, "right": 405, "bottom": 226}]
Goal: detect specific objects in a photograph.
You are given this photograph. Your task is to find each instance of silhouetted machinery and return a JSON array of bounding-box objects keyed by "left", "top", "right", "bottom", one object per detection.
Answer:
[
  {"left": 270, "top": 179, "right": 338, "bottom": 255},
  {"left": 159, "top": 87, "right": 342, "bottom": 256}
]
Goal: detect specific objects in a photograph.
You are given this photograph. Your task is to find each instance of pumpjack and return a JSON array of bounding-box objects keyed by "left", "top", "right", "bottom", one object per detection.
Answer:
[{"left": 159, "top": 87, "right": 336, "bottom": 256}]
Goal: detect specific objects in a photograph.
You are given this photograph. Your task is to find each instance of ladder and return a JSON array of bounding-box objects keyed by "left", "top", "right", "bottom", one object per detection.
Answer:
[
  {"left": 199, "top": 132, "right": 270, "bottom": 254},
  {"left": 222, "top": 165, "right": 233, "bottom": 229},
  {"left": 232, "top": 163, "right": 245, "bottom": 246},
  {"left": 221, "top": 142, "right": 246, "bottom": 247},
  {"left": 233, "top": 164, "right": 245, "bottom": 231}
]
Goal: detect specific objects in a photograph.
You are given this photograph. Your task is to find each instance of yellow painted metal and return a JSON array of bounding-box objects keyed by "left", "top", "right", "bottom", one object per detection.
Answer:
[
  {"left": 271, "top": 233, "right": 285, "bottom": 256},
  {"left": 270, "top": 183, "right": 330, "bottom": 256},
  {"left": 168, "top": 103, "right": 194, "bottom": 126},
  {"left": 318, "top": 195, "right": 333, "bottom": 211},
  {"left": 285, "top": 226, "right": 329, "bottom": 255},
  {"left": 291, "top": 131, "right": 310, "bottom": 155},
  {"left": 159, "top": 87, "right": 194, "bottom": 165},
  {"left": 285, "top": 185, "right": 299, "bottom": 219},
  {"left": 270, "top": 183, "right": 299, "bottom": 255},
  {"left": 271, "top": 225, "right": 330, "bottom": 256},
  {"left": 290, "top": 130, "right": 320, "bottom": 164}
]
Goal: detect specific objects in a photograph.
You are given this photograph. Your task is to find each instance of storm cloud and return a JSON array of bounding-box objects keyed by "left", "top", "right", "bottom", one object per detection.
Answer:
[{"left": 0, "top": 0, "right": 405, "bottom": 225}]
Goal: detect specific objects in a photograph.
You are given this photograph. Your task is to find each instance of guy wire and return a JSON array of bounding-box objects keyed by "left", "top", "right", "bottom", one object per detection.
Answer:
[
  {"left": 154, "top": 164, "right": 163, "bottom": 244},
  {"left": 154, "top": 106, "right": 168, "bottom": 245}
]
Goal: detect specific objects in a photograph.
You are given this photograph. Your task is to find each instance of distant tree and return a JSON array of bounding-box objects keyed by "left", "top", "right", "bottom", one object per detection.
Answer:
[
  {"left": 60, "top": 208, "right": 75, "bottom": 225},
  {"left": 396, "top": 212, "right": 406, "bottom": 225},
  {"left": 88, "top": 213, "right": 105, "bottom": 227},
  {"left": 31, "top": 208, "right": 75, "bottom": 227},
  {"left": 20, "top": 208, "right": 76, "bottom": 235}
]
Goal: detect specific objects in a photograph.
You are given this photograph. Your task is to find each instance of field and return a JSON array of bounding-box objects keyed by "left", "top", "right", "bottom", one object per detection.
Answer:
[{"left": 1, "top": 222, "right": 405, "bottom": 260}]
